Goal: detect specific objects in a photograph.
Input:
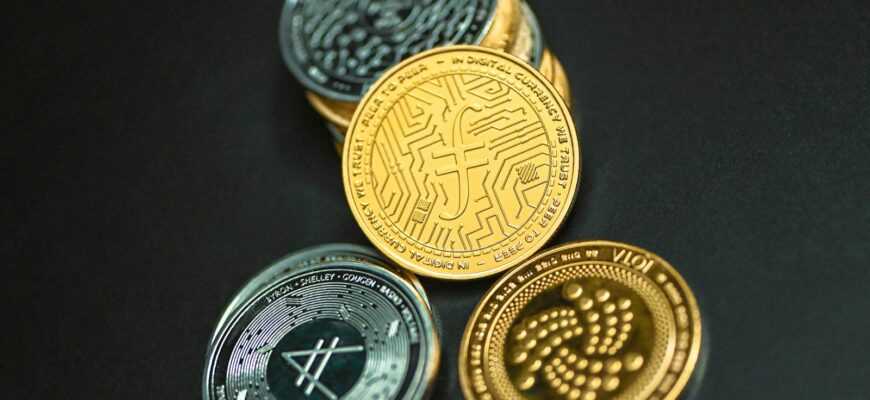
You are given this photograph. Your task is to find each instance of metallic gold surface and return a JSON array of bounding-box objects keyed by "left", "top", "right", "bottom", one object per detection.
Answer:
[
  {"left": 508, "top": 2, "right": 535, "bottom": 66},
  {"left": 306, "top": 92, "right": 356, "bottom": 130},
  {"left": 342, "top": 46, "right": 581, "bottom": 279},
  {"left": 459, "top": 240, "right": 702, "bottom": 400},
  {"left": 539, "top": 48, "right": 554, "bottom": 78},
  {"left": 539, "top": 49, "right": 572, "bottom": 110},
  {"left": 551, "top": 53, "right": 573, "bottom": 110},
  {"left": 480, "top": 0, "right": 523, "bottom": 50},
  {"left": 307, "top": 0, "right": 529, "bottom": 133},
  {"left": 330, "top": 47, "right": 569, "bottom": 156}
]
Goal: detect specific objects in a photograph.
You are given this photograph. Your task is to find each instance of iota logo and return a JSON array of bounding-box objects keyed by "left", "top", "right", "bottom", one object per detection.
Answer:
[{"left": 281, "top": 337, "right": 365, "bottom": 399}]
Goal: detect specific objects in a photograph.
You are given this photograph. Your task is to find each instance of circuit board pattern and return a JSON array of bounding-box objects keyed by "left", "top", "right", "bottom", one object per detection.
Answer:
[
  {"left": 370, "top": 73, "right": 552, "bottom": 253},
  {"left": 281, "top": 0, "right": 497, "bottom": 99},
  {"left": 344, "top": 47, "right": 579, "bottom": 278}
]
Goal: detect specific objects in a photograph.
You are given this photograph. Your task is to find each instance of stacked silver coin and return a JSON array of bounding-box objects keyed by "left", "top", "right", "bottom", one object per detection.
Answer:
[
  {"left": 279, "top": 0, "right": 505, "bottom": 101},
  {"left": 203, "top": 244, "right": 439, "bottom": 400},
  {"left": 277, "top": 0, "right": 571, "bottom": 153}
]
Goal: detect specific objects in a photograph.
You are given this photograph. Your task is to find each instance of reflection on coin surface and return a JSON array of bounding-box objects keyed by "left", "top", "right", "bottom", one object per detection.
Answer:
[
  {"left": 459, "top": 241, "right": 702, "bottom": 400},
  {"left": 279, "top": 0, "right": 520, "bottom": 101},
  {"left": 549, "top": 53, "right": 572, "bottom": 110},
  {"left": 327, "top": 48, "right": 564, "bottom": 156},
  {"left": 204, "top": 244, "right": 438, "bottom": 400},
  {"left": 342, "top": 46, "right": 581, "bottom": 280},
  {"left": 537, "top": 50, "right": 571, "bottom": 110},
  {"left": 509, "top": 2, "right": 544, "bottom": 69},
  {"left": 327, "top": 123, "right": 348, "bottom": 155},
  {"left": 306, "top": 92, "right": 358, "bottom": 131}
]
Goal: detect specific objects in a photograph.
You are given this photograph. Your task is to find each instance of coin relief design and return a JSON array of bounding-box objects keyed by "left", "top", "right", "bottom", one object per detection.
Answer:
[
  {"left": 204, "top": 249, "right": 438, "bottom": 400},
  {"left": 304, "top": 0, "right": 542, "bottom": 135},
  {"left": 343, "top": 46, "right": 580, "bottom": 279},
  {"left": 326, "top": 49, "right": 570, "bottom": 156},
  {"left": 459, "top": 241, "right": 702, "bottom": 400},
  {"left": 280, "top": 0, "right": 517, "bottom": 101}
]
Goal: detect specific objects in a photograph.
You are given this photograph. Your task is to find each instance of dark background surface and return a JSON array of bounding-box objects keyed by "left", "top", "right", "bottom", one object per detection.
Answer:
[{"left": 5, "top": 1, "right": 870, "bottom": 399}]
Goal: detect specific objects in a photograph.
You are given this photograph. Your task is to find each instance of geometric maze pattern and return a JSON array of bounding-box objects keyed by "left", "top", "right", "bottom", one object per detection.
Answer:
[{"left": 371, "top": 73, "right": 552, "bottom": 253}]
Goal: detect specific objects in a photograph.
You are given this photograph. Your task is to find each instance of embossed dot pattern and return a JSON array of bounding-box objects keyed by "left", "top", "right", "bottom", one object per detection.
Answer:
[{"left": 485, "top": 263, "right": 676, "bottom": 400}]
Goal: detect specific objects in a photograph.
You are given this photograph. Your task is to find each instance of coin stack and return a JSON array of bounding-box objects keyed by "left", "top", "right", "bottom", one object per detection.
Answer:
[
  {"left": 204, "top": 2, "right": 706, "bottom": 399},
  {"left": 279, "top": 0, "right": 573, "bottom": 154}
]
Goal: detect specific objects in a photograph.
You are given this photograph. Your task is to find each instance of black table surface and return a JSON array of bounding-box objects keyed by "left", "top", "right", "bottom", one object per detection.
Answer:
[{"left": 6, "top": 1, "right": 870, "bottom": 399}]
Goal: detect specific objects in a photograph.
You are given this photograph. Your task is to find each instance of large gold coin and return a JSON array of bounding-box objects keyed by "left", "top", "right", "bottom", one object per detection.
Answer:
[
  {"left": 459, "top": 240, "right": 703, "bottom": 400},
  {"left": 342, "top": 46, "right": 581, "bottom": 279}
]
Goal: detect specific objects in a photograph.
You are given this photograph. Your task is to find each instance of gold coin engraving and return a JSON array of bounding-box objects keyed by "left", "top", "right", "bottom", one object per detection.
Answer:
[
  {"left": 508, "top": 280, "right": 648, "bottom": 399},
  {"left": 459, "top": 241, "right": 702, "bottom": 400},
  {"left": 343, "top": 46, "right": 580, "bottom": 279}
]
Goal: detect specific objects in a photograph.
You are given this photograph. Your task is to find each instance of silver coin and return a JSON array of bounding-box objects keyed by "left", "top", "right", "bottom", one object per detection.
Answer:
[
  {"left": 204, "top": 244, "right": 439, "bottom": 400},
  {"left": 326, "top": 123, "right": 346, "bottom": 151},
  {"left": 522, "top": 1, "right": 544, "bottom": 69},
  {"left": 279, "top": 0, "right": 498, "bottom": 101},
  {"left": 208, "top": 244, "right": 431, "bottom": 349}
]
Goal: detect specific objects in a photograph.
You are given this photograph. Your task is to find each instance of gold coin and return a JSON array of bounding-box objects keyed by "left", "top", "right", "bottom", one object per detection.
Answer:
[
  {"left": 550, "top": 53, "right": 573, "bottom": 110},
  {"left": 306, "top": 91, "right": 356, "bottom": 130},
  {"left": 306, "top": 0, "right": 528, "bottom": 133},
  {"left": 539, "top": 50, "right": 572, "bottom": 110},
  {"left": 342, "top": 45, "right": 581, "bottom": 279},
  {"left": 329, "top": 48, "right": 569, "bottom": 155},
  {"left": 481, "top": 0, "right": 524, "bottom": 50},
  {"left": 459, "top": 240, "right": 703, "bottom": 400}
]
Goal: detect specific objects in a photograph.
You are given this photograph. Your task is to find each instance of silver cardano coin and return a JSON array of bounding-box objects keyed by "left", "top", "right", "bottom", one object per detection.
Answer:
[
  {"left": 204, "top": 244, "right": 439, "bottom": 400},
  {"left": 279, "top": 0, "right": 498, "bottom": 102}
]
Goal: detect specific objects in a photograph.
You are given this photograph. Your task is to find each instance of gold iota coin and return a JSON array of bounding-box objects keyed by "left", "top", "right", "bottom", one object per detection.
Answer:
[
  {"left": 459, "top": 241, "right": 702, "bottom": 400},
  {"left": 342, "top": 46, "right": 580, "bottom": 279}
]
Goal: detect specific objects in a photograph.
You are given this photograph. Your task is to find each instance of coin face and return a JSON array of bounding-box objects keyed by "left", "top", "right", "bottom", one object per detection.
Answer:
[
  {"left": 459, "top": 241, "right": 702, "bottom": 400},
  {"left": 204, "top": 245, "right": 439, "bottom": 400},
  {"left": 280, "top": 0, "right": 516, "bottom": 101},
  {"left": 342, "top": 46, "right": 581, "bottom": 280}
]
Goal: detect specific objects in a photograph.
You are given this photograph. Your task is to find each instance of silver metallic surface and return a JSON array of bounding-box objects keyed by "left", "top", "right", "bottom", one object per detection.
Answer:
[
  {"left": 204, "top": 244, "right": 438, "bottom": 400},
  {"left": 279, "top": 0, "right": 498, "bottom": 101},
  {"left": 326, "top": 123, "right": 346, "bottom": 149}
]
